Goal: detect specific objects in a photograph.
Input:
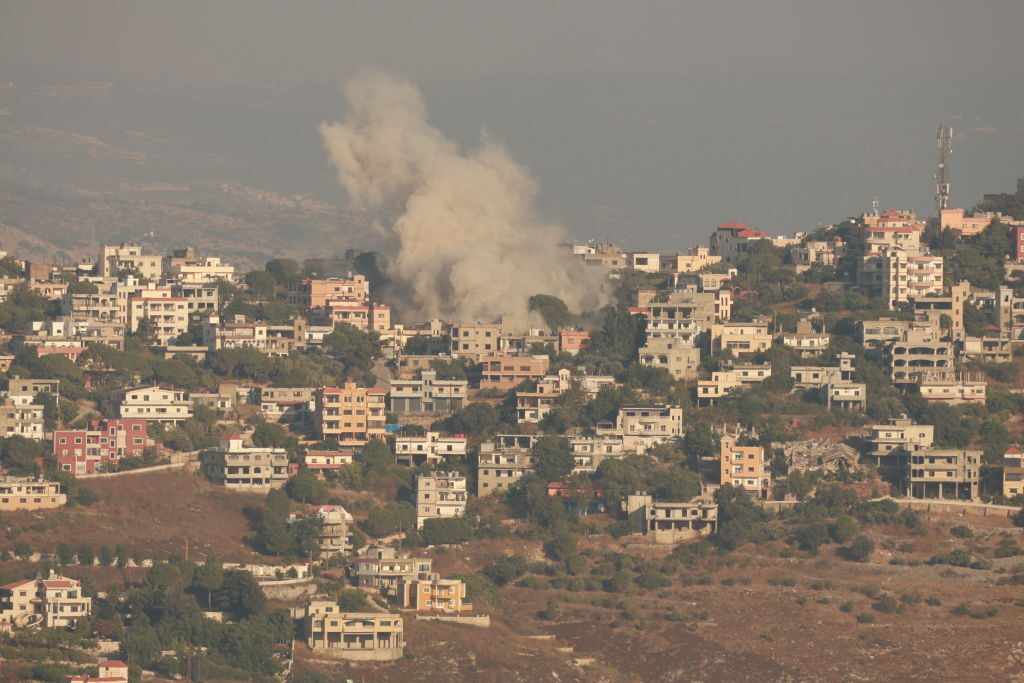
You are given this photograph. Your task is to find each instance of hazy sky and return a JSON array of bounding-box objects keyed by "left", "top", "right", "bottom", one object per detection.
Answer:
[{"left": 3, "top": 0, "right": 1024, "bottom": 83}]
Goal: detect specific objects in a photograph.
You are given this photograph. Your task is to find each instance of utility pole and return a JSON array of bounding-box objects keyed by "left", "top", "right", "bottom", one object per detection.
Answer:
[{"left": 935, "top": 124, "right": 953, "bottom": 218}]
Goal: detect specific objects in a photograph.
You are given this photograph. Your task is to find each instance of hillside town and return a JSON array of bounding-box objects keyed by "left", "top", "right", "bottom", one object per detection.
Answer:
[{"left": 0, "top": 178, "right": 1024, "bottom": 679}]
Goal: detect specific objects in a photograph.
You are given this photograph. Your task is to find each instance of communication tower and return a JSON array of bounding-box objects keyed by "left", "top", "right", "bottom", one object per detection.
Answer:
[{"left": 935, "top": 124, "right": 953, "bottom": 216}]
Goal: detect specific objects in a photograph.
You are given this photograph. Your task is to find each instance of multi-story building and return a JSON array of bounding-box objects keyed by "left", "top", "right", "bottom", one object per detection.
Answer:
[
  {"left": 663, "top": 246, "right": 722, "bottom": 273},
  {"left": 53, "top": 418, "right": 152, "bottom": 475},
  {"left": 638, "top": 336, "right": 701, "bottom": 381},
  {"left": 867, "top": 417, "right": 934, "bottom": 466},
  {"left": 304, "top": 601, "right": 403, "bottom": 661},
  {"left": 171, "top": 283, "right": 219, "bottom": 318},
  {"left": 887, "top": 323, "right": 953, "bottom": 384},
  {"left": 902, "top": 448, "right": 980, "bottom": 500},
  {"left": 0, "top": 399, "right": 43, "bottom": 441},
  {"left": 315, "top": 383, "right": 387, "bottom": 447},
  {"left": 0, "top": 572, "right": 91, "bottom": 629},
  {"left": 118, "top": 386, "right": 191, "bottom": 423},
  {"left": 449, "top": 322, "right": 502, "bottom": 359},
  {"left": 99, "top": 243, "right": 161, "bottom": 280},
  {"left": 394, "top": 432, "right": 467, "bottom": 467},
  {"left": 790, "top": 353, "right": 856, "bottom": 389},
  {"left": 256, "top": 387, "right": 317, "bottom": 425},
  {"left": 719, "top": 433, "right": 770, "bottom": 498},
  {"left": 915, "top": 371, "right": 987, "bottom": 404},
  {"left": 302, "top": 450, "right": 355, "bottom": 478},
  {"left": 199, "top": 435, "right": 290, "bottom": 490},
  {"left": 611, "top": 405, "right": 683, "bottom": 453},
  {"left": 478, "top": 354, "right": 549, "bottom": 390},
  {"left": 350, "top": 545, "right": 433, "bottom": 594},
  {"left": 779, "top": 318, "right": 830, "bottom": 357},
  {"left": 164, "top": 250, "right": 235, "bottom": 283},
  {"left": 995, "top": 286, "right": 1024, "bottom": 343},
  {"left": 709, "top": 222, "right": 770, "bottom": 262},
  {"left": 940, "top": 208, "right": 1023, "bottom": 237},
  {"left": 1003, "top": 448, "right": 1023, "bottom": 500},
  {"left": 397, "top": 573, "right": 473, "bottom": 614},
  {"left": 6, "top": 378, "right": 59, "bottom": 401},
  {"left": 569, "top": 434, "right": 626, "bottom": 473},
  {"left": 696, "top": 363, "right": 772, "bottom": 405},
  {"left": 477, "top": 434, "right": 538, "bottom": 495},
  {"left": 627, "top": 252, "right": 661, "bottom": 273},
  {"left": 0, "top": 477, "right": 66, "bottom": 510},
  {"left": 309, "top": 302, "right": 391, "bottom": 333},
  {"left": 203, "top": 314, "right": 268, "bottom": 351},
  {"left": 288, "top": 505, "right": 355, "bottom": 557},
  {"left": 126, "top": 288, "right": 189, "bottom": 345},
  {"left": 515, "top": 369, "right": 615, "bottom": 422},
  {"left": 624, "top": 492, "right": 718, "bottom": 543},
  {"left": 289, "top": 276, "right": 370, "bottom": 309},
  {"left": 558, "top": 329, "right": 592, "bottom": 355},
  {"left": 909, "top": 281, "right": 969, "bottom": 341},
  {"left": 388, "top": 370, "right": 468, "bottom": 415},
  {"left": 710, "top": 318, "right": 773, "bottom": 355},
  {"left": 792, "top": 238, "right": 846, "bottom": 271},
  {"left": 415, "top": 473, "right": 468, "bottom": 529}
]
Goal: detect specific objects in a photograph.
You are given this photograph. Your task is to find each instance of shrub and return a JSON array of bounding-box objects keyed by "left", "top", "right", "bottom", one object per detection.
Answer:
[
  {"left": 856, "top": 613, "right": 875, "bottom": 624},
  {"left": 871, "top": 594, "right": 900, "bottom": 613},
  {"left": 949, "top": 525, "right": 974, "bottom": 539},
  {"left": 539, "top": 598, "right": 560, "bottom": 621},
  {"left": 928, "top": 549, "right": 973, "bottom": 567},
  {"left": 846, "top": 535, "right": 874, "bottom": 562}
]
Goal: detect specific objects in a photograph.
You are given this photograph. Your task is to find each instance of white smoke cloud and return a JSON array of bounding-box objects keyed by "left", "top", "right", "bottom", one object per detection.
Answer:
[{"left": 319, "top": 70, "right": 605, "bottom": 327}]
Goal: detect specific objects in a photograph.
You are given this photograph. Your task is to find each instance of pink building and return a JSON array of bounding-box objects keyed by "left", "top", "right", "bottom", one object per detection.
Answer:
[{"left": 53, "top": 419, "right": 152, "bottom": 475}]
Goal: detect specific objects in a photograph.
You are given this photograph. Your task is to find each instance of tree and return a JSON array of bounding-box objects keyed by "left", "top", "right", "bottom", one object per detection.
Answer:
[
  {"left": 364, "top": 502, "right": 416, "bottom": 537},
  {"left": 683, "top": 423, "right": 720, "bottom": 463},
  {"left": 265, "top": 258, "right": 301, "bottom": 284},
  {"left": 532, "top": 436, "right": 574, "bottom": 483},
  {"left": 285, "top": 470, "right": 329, "bottom": 505},
  {"left": 215, "top": 570, "right": 266, "bottom": 619},
  {"left": 361, "top": 438, "right": 394, "bottom": 475},
  {"left": 419, "top": 517, "right": 474, "bottom": 546},
  {"left": 244, "top": 270, "right": 278, "bottom": 300},
  {"left": 654, "top": 466, "right": 700, "bottom": 502},
  {"left": 528, "top": 294, "right": 574, "bottom": 330},
  {"left": 194, "top": 557, "right": 224, "bottom": 609},
  {"left": 323, "top": 324, "right": 381, "bottom": 373},
  {"left": 847, "top": 535, "right": 875, "bottom": 562},
  {"left": 252, "top": 422, "right": 288, "bottom": 448}
]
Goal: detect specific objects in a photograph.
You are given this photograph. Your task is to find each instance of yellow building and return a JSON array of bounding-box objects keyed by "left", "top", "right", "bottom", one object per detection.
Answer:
[
  {"left": 397, "top": 573, "right": 473, "bottom": 614},
  {"left": 315, "top": 382, "right": 386, "bottom": 447},
  {"left": 304, "top": 600, "right": 404, "bottom": 661},
  {"left": 0, "top": 571, "right": 91, "bottom": 629},
  {"left": 0, "top": 477, "right": 66, "bottom": 511}
]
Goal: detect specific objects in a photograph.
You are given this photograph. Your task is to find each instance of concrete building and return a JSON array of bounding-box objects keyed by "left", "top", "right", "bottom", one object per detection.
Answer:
[
  {"left": 478, "top": 354, "right": 549, "bottom": 390},
  {"left": 200, "top": 435, "right": 289, "bottom": 490},
  {"left": 118, "top": 386, "right": 191, "bottom": 423},
  {"left": 1003, "top": 448, "right": 1024, "bottom": 500},
  {"left": 302, "top": 450, "right": 355, "bottom": 478},
  {"left": 0, "top": 398, "right": 43, "bottom": 441},
  {"left": 867, "top": 417, "right": 934, "bottom": 466},
  {"left": 257, "top": 386, "right": 317, "bottom": 425},
  {"left": 915, "top": 371, "right": 987, "bottom": 404},
  {"left": 624, "top": 492, "right": 718, "bottom": 543},
  {"left": 288, "top": 505, "right": 355, "bottom": 557},
  {"left": 315, "top": 382, "right": 387, "bottom": 447},
  {"left": 569, "top": 434, "right": 626, "bottom": 473},
  {"left": 663, "top": 246, "right": 722, "bottom": 273},
  {"left": 887, "top": 324, "right": 953, "bottom": 384},
  {"left": 638, "top": 335, "right": 701, "bottom": 381},
  {"left": 99, "top": 243, "right": 161, "bottom": 280},
  {"left": 394, "top": 432, "right": 467, "bottom": 467},
  {"left": 627, "top": 252, "right": 661, "bottom": 273},
  {"left": 171, "top": 282, "right": 219, "bottom": 318},
  {"left": 612, "top": 405, "right": 683, "bottom": 453},
  {"left": 450, "top": 322, "right": 502, "bottom": 358},
  {"left": 304, "top": 601, "right": 403, "bottom": 661},
  {"left": 779, "top": 318, "right": 830, "bottom": 357},
  {"left": 350, "top": 546, "right": 433, "bottom": 594},
  {"left": 477, "top": 435, "right": 538, "bottom": 495},
  {"left": 388, "top": 370, "right": 468, "bottom": 415},
  {"left": 515, "top": 369, "right": 615, "bottom": 422},
  {"left": 910, "top": 281, "right": 969, "bottom": 341},
  {"left": 289, "top": 276, "right": 370, "bottom": 309},
  {"left": 696, "top": 362, "right": 771, "bottom": 405},
  {"left": 709, "top": 222, "right": 770, "bottom": 262},
  {"left": 415, "top": 473, "right": 468, "bottom": 529},
  {"left": 126, "top": 289, "right": 188, "bottom": 345},
  {"left": 558, "top": 329, "right": 592, "bottom": 355},
  {"left": 719, "top": 433, "right": 770, "bottom": 498},
  {"left": 0, "top": 572, "right": 91, "bottom": 629},
  {"left": 792, "top": 238, "right": 846, "bottom": 271},
  {"left": 0, "top": 477, "right": 66, "bottom": 510},
  {"left": 397, "top": 573, "right": 473, "bottom": 614},
  {"left": 710, "top": 318, "right": 773, "bottom": 355},
  {"left": 902, "top": 448, "right": 980, "bottom": 500}
]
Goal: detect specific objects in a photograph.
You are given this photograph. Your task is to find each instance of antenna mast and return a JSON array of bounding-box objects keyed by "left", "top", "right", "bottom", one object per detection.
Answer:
[{"left": 935, "top": 124, "right": 953, "bottom": 217}]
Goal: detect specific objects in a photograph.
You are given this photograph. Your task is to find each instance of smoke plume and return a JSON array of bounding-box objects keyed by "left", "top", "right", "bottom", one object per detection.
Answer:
[{"left": 319, "top": 70, "right": 604, "bottom": 327}]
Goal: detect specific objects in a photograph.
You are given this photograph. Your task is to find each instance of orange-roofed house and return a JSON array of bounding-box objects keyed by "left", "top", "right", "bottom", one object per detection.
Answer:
[
  {"left": 709, "top": 222, "right": 770, "bottom": 262},
  {"left": 0, "top": 571, "right": 91, "bottom": 629}
]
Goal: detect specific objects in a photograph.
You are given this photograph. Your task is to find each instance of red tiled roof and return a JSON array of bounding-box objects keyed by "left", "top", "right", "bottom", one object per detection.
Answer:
[
  {"left": 0, "top": 579, "right": 33, "bottom": 590},
  {"left": 718, "top": 221, "right": 749, "bottom": 230}
]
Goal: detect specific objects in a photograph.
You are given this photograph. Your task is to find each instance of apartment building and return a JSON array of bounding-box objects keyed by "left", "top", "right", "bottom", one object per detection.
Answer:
[
  {"left": 995, "top": 286, "right": 1024, "bottom": 343},
  {"left": 624, "top": 493, "right": 718, "bottom": 543},
  {"left": 824, "top": 382, "right": 867, "bottom": 411},
  {"left": 394, "top": 432, "right": 467, "bottom": 467},
  {"left": 53, "top": 418, "right": 151, "bottom": 474},
  {"left": 315, "top": 383, "right": 387, "bottom": 447},
  {"left": 99, "top": 243, "right": 161, "bottom": 280},
  {"left": 126, "top": 289, "right": 188, "bottom": 345},
  {"left": 1003, "top": 448, "right": 1024, "bottom": 500},
  {"left": 779, "top": 318, "right": 831, "bottom": 357},
  {"left": 515, "top": 369, "right": 615, "bottom": 422},
  {"left": 663, "top": 246, "right": 722, "bottom": 273},
  {"left": 576, "top": 243, "right": 626, "bottom": 269},
  {"left": 569, "top": 434, "right": 626, "bottom": 473},
  {"left": 909, "top": 281, "right": 969, "bottom": 341},
  {"left": 709, "top": 222, "right": 770, "bottom": 262},
  {"left": 415, "top": 473, "right": 468, "bottom": 529},
  {"left": 916, "top": 371, "right": 987, "bottom": 404},
  {"left": 719, "top": 433, "right": 770, "bottom": 498},
  {"left": 902, "top": 448, "right": 980, "bottom": 500},
  {"left": 200, "top": 435, "right": 290, "bottom": 490},
  {"left": 6, "top": 378, "right": 59, "bottom": 400},
  {"left": 792, "top": 238, "right": 846, "bottom": 271},
  {"left": 696, "top": 362, "right": 771, "bottom": 405},
  {"left": 257, "top": 386, "right": 316, "bottom": 425},
  {"left": 867, "top": 417, "right": 934, "bottom": 466},
  {"left": 0, "top": 478, "right": 66, "bottom": 511},
  {"left": 350, "top": 545, "right": 433, "bottom": 593},
  {"left": 887, "top": 324, "right": 952, "bottom": 384},
  {"left": 638, "top": 336, "right": 701, "bottom": 380},
  {"left": 450, "top": 322, "right": 502, "bottom": 358},
  {"left": 558, "top": 329, "right": 592, "bottom": 355},
  {"left": 302, "top": 450, "right": 355, "bottom": 478},
  {"left": 170, "top": 283, "right": 219, "bottom": 318},
  {"left": 304, "top": 601, "right": 403, "bottom": 661},
  {"left": 940, "top": 208, "right": 1023, "bottom": 237},
  {"left": 477, "top": 434, "right": 538, "bottom": 495},
  {"left": 288, "top": 505, "right": 355, "bottom": 557},
  {"left": 119, "top": 386, "right": 191, "bottom": 423},
  {"left": 388, "top": 370, "right": 468, "bottom": 415},
  {"left": 397, "top": 573, "right": 473, "bottom": 614},
  {"left": 289, "top": 275, "right": 370, "bottom": 309},
  {"left": 710, "top": 318, "right": 773, "bottom": 355},
  {"left": 612, "top": 405, "right": 683, "bottom": 453},
  {"left": 640, "top": 286, "right": 732, "bottom": 330},
  {"left": 203, "top": 314, "right": 267, "bottom": 351},
  {"left": 790, "top": 352, "right": 856, "bottom": 389},
  {"left": 0, "top": 572, "right": 91, "bottom": 629},
  {"left": 0, "top": 399, "right": 43, "bottom": 440},
  {"left": 164, "top": 251, "right": 234, "bottom": 283},
  {"left": 478, "top": 354, "right": 549, "bottom": 390},
  {"left": 627, "top": 252, "right": 661, "bottom": 273},
  {"left": 860, "top": 247, "right": 944, "bottom": 306}
]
